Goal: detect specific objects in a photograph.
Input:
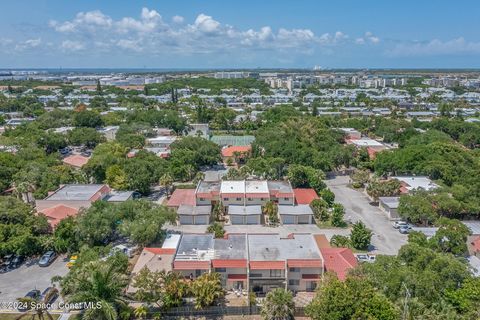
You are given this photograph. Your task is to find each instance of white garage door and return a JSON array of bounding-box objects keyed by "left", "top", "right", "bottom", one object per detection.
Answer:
[
  {"left": 231, "top": 215, "right": 245, "bottom": 225},
  {"left": 297, "top": 215, "right": 311, "bottom": 224},
  {"left": 194, "top": 215, "right": 209, "bottom": 225},
  {"left": 246, "top": 215, "right": 259, "bottom": 225},
  {"left": 281, "top": 215, "right": 295, "bottom": 224},
  {"left": 179, "top": 215, "right": 194, "bottom": 225}
]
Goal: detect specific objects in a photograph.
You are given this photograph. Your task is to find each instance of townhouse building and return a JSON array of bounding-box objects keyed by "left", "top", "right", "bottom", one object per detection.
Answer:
[{"left": 166, "top": 233, "right": 328, "bottom": 294}]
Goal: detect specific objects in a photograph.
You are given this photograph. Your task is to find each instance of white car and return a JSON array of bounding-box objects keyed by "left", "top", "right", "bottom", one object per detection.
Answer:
[
  {"left": 392, "top": 221, "right": 408, "bottom": 229},
  {"left": 356, "top": 254, "right": 376, "bottom": 263}
]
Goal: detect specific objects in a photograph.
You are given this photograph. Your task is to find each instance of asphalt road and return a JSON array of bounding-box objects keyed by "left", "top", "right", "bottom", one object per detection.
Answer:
[
  {"left": 0, "top": 255, "right": 69, "bottom": 308},
  {"left": 325, "top": 175, "right": 407, "bottom": 255}
]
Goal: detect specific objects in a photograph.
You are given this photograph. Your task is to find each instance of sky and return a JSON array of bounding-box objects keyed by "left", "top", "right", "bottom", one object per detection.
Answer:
[{"left": 1, "top": 0, "right": 480, "bottom": 69}]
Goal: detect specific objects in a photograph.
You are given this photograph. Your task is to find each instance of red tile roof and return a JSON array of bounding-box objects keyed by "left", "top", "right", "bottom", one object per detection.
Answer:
[
  {"left": 294, "top": 188, "right": 319, "bottom": 205},
  {"left": 40, "top": 205, "right": 79, "bottom": 228},
  {"left": 221, "top": 146, "right": 251, "bottom": 157},
  {"left": 287, "top": 259, "right": 322, "bottom": 268},
  {"left": 173, "top": 260, "right": 210, "bottom": 270},
  {"left": 167, "top": 189, "right": 196, "bottom": 207},
  {"left": 249, "top": 261, "right": 285, "bottom": 270},
  {"left": 145, "top": 248, "right": 176, "bottom": 255},
  {"left": 212, "top": 259, "right": 247, "bottom": 268},
  {"left": 62, "top": 154, "right": 90, "bottom": 168},
  {"left": 227, "top": 274, "right": 247, "bottom": 280},
  {"left": 472, "top": 237, "right": 480, "bottom": 253},
  {"left": 314, "top": 234, "right": 331, "bottom": 249},
  {"left": 320, "top": 248, "right": 358, "bottom": 281}
]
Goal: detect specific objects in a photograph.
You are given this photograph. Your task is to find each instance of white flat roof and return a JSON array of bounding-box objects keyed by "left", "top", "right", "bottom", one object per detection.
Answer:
[
  {"left": 393, "top": 176, "right": 438, "bottom": 191},
  {"left": 221, "top": 180, "right": 245, "bottom": 194},
  {"left": 350, "top": 138, "right": 384, "bottom": 147},
  {"left": 278, "top": 205, "right": 314, "bottom": 216},
  {"left": 248, "top": 233, "right": 321, "bottom": 261},
  {"left": 147, "top": 136, "right": 177, "bottom": 143},
  {"left": 245, "top": 180, "right": 269, "bottom": 194},
  {"left": 229, "top": 205, "right": 262, "bottom": 215},
  {"left": 162, "top": 233, "right": 181, "bottom": 249}
]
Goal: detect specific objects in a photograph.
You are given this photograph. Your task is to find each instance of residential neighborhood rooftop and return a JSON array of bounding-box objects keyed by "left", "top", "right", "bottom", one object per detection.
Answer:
[
  {"left": 278, "top": 205, "right": 314, "bottom": 216},
  {"left": 45, "top": 184, "right": 108, "bottom": 201},
  {"left": 228, "top": 205, "right": 262, "bottom": 215},
  {"left": 247, "top": 233, "right": 321, "bottom": 261},
  {"left": 393, "top": 176, "right": 438, "bottom": 192},
  {"left": 175, "top": 234, "right": 215, "bottom": 261},
  {"left": 213, "top": 234, "right": 247, "bottom": 260}
]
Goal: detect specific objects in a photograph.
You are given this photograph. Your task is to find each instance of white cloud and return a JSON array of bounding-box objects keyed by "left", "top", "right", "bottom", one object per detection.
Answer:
[
  {"left": 50, "top": 10, "right": 112, "bottom": 33},
  {"left": 15, "top": 38, "right": 41, "bottom": 51},
  {"left": 355, "top": 32, "right": 380, "bottom": 45},
  {"left": 387, "top": 37, "right": 480, "bottom": 57},
  {"left": 47, "top": 8, "right": 394, "bottom": 58},
  {"left": 193, "top": 14, "right": 221, "bottom": 33},
  {"left": 61, "top": 40, "right": 85, "bottom": 51},
  {"left": 172, "top": 15, "right": 184, "bottom": 24},
  {"left": 116, "top": 39, "right": 142, "bottom": 52}
]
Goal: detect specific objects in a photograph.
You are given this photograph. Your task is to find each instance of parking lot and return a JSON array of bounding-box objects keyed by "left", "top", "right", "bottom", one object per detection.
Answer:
[
  {"left": 0, "top": 255, "right": 69, "bottom": 307},
  {"left": 325, "top": 175, "right": 407, "bottom": 255}
]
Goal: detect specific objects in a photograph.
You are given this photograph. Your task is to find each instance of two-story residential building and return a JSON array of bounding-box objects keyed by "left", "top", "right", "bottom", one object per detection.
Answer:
[
  {"left": 173, "top": 234, "right": 215, "bottom": 279},
  {"left": 247, "top": 233, "right": 323, "bottom": 294},
  {"left": 212, "top": 234, "right": 248, "bottom": 290}
]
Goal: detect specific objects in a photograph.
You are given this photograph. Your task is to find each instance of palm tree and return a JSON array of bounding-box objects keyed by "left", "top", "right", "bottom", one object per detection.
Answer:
[
  {"left": 261, "top": 288, "right": 295, "bottom": 320},
  {"left": 192, "top": 171, "right": 205, "bottom": 185},
  {"left": 67, "top": 261, "right": 129, "bottom": 320},
  {"left": 159, "top": 173, "right": 173, "bottom": 197},
  {"left": 16, "top": 287, "right": 59, "bottom": 320},
  {"left": 190, "top": 272, "right": 224, "bottom": 309},
  {"left": 133, "top": 305, "right": 148, "bottom": 319}
]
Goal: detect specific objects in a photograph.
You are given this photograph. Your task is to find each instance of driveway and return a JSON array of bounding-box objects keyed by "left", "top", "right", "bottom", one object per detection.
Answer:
[
  {"left": 325, "top": 175, "right": 407, "bottom": 255},
  {"left": 0, "top": 255, "right": 69, "bottom": 308}
]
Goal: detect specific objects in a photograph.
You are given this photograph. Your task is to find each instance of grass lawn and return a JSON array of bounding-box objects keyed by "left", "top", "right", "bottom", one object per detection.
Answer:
[{"left": 0, "top": 314, "right": 60, "bottom": 320}]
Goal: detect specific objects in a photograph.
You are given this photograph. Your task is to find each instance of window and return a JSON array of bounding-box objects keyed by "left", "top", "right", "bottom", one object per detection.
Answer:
[
  {"left": 236, "top": 198, "right": 242, "bottom": 201},
  {"left": 215, "top": 268, "right": 226, "bottom": 273},
  {"left": 248, "top": 198, "right": 253, "bottom": 201},
  {"left": 260, "top": 198, "right": 265, "bottom": 201},
  {"left": 270, "top": 269, "right": 283, "bottom": 278},
  {"left": 289, "top": 267, "right": 300, "bottom": 272},
  {"left": 250, "top": 273, "right": 262, "bottom": 278},
  {"left": 200, "top": 198, "right": 205, "bottom": 201},
  {"left": 288, "top": 279, "right": 300, "bottom": 286},
  {"left": 223, "top": 198, "right": 229, "bottom": 201},
  {"left": 284, "top": 197, "right": 290, "bottom": 201}
]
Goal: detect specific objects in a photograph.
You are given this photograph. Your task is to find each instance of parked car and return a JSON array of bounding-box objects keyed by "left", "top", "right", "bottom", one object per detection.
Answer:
[
  {"left": 9, "top": 255, "right": 24, "bottom": 269},
  {"left": 38, "top": 251, "right": 57, "bottom": 267},
  {"left": 18, "top": 290, "right": 41, "bottom": 311},
  {"left": 41, "top": 287, "right": 59, "bottom": 305},
  {"left": 399, "top": 225, "right": 412, "bottom": 234},
  {"left": 392, "top": 221, "right": 408, "bottom": 229},
  {"left": 356, "top": 254, "right": 376, "bottom": 263}
]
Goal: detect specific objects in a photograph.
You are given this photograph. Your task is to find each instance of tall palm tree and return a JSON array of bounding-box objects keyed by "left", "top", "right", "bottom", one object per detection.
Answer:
[
  {"left": 159, "top": 173, "right": 173, "bottom": 197},
  {"left": 67, "top": 261, "right": 129, "bottom": 320},
  {"left": 261, "top": 288, "right": 295, "bottom": 320},
  {"left": 16, "top": 288, "right": 59, "bottom": 320}
]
